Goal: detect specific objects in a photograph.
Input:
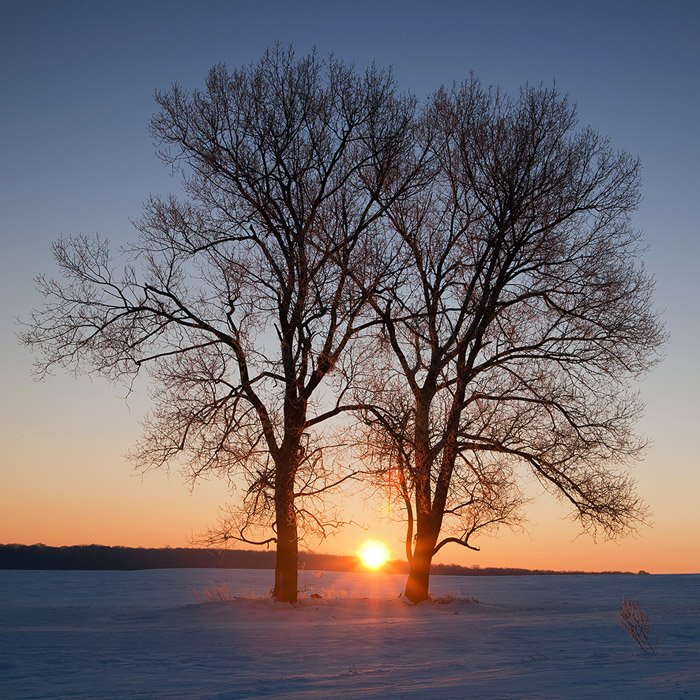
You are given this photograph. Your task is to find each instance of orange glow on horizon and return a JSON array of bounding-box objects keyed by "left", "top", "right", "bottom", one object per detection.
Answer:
[
  {"left": 3, "top": 436, "right": 698, "bottom": 574},
  {"left": 357, "top": 539, "right": 391, "bottom": 570}
]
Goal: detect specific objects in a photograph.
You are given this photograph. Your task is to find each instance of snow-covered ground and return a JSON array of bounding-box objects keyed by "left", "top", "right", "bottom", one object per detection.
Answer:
[{"left": 1, "top": 569, "right": 698, "bottom": 698}]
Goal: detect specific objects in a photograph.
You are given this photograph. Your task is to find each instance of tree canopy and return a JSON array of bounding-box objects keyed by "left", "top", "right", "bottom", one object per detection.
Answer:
[
  {"left": 358, "top": 79, "right": 663, "bottom": 601},
  {"left": 21, "top": 49, "right": 663, "bottom": 604}
]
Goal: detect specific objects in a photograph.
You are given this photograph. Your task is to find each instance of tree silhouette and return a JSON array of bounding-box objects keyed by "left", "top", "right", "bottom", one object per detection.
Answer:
[
  {"left": 20, "top": 46, "right": 421, "bottom": 603},
  {"left": 359, "top": 79, "right": 664, "bottom": 603},
  {"left": 21, "top": 55, "right": 663, "bottom": 606}
]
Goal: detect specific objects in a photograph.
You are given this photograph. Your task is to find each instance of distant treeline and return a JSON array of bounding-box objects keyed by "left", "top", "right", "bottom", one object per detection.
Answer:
[{"left": 0, "top": 544, "right": 639, "bottom": 575}]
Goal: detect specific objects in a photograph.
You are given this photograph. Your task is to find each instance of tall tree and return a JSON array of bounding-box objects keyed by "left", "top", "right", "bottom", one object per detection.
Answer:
[
  {"left": 20, "top": 46, "right": 420, "bottom": 602},
  {"left": 360, "top": 79, "right": 664, "bottom": 603}
]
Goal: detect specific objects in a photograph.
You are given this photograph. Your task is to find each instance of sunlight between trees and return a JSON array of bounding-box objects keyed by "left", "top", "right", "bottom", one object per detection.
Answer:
[{"left": 21, "top": 45, "right": 663, "bottom": 603}]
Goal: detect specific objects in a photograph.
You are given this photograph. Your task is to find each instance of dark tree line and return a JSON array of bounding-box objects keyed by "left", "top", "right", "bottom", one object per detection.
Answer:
[
  {"left": 0, "top": 545, "right": 638, "bottom": 576},
  {"left": 21, "top": 47, "right": 663, "bottom": 603}
]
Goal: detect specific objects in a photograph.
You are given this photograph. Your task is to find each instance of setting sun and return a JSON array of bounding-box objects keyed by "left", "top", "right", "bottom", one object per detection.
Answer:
[{"left": 357, "top": 539, "right": 391, "bottom": 570}]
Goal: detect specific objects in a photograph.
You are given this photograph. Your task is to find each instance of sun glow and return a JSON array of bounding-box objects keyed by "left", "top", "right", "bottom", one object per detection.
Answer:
[{"left": 357, "top": 539, "right": 391, "bottom": 570}]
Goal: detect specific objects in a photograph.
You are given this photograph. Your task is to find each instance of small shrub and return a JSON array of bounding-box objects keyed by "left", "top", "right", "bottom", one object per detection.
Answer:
[
  {"left": 428, "top": 594, "right": 479, "bottom": 604},
  {"left": 193, "top": 582, "right": 235, "bottom": 603},
  {"left": 618, "top": 598, "right": 655, "bottom": 653}
]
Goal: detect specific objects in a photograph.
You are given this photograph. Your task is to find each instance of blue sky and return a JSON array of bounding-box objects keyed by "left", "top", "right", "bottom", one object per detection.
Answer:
[{"left": 1, "top": 0, "right": 698, "bottom": 570}]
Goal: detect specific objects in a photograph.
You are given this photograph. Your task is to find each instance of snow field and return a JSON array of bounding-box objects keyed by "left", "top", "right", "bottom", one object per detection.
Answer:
[{"left": 1, "top": 569, "right": 698, "bottom": 698}]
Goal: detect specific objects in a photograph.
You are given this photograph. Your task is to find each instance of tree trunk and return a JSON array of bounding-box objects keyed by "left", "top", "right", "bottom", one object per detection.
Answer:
[
  {"left": 404, "top": 527, "right": 437, "bottom": 604},
  {"left": 272, "top": 470, "right": 298, "bottom": 603}
]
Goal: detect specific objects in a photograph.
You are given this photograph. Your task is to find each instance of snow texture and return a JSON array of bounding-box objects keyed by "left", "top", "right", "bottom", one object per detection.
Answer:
[{"left": 1, "top": 569, "right": 698, "bottom": 698}]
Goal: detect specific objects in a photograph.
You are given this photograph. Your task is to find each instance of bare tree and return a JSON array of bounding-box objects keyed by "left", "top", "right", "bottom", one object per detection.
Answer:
[
  {"left": 20, "top": 46, "right": 421, "bottom": 603},
  {"left": 360, "top": 79, "right": 664, "bottom": 603}
]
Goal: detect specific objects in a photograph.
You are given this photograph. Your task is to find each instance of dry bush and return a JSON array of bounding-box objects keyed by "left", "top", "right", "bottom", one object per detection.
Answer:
[
  {"left": 618, "top": 598, "right": 655, "bottom": 653},
  {"left": 193, "top": 582, "right": 235, "bottom": 603},
  {"left": 427, "top": 594, "right": 479, "bottom": 605}
]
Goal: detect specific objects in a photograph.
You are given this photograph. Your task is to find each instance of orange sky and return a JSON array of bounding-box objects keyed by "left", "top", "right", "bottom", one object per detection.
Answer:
[{"left": 2, "top": 371, "right": 697, "bottom": 574}]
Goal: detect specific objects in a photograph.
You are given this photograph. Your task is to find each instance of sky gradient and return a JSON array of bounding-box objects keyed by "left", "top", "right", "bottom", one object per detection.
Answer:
[{"left": 1, "top": 0, "right": 698, "bottom": 573}]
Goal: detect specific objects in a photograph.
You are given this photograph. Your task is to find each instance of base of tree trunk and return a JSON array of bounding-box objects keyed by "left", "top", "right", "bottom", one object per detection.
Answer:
[
  {"left": 273, "top": 567, "right": 298, "bottom": 603},
  {"left": 272, "top": 525, "right": 299, "bottom": 603},
  {"left": 404, "top": 558, "right": 431, "bottom": 604}
]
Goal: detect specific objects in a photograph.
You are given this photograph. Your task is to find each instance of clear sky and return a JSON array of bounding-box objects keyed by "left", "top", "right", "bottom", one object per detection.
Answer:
[{"left": 1, "top": 0, "right": 698, "bottom": 573}]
